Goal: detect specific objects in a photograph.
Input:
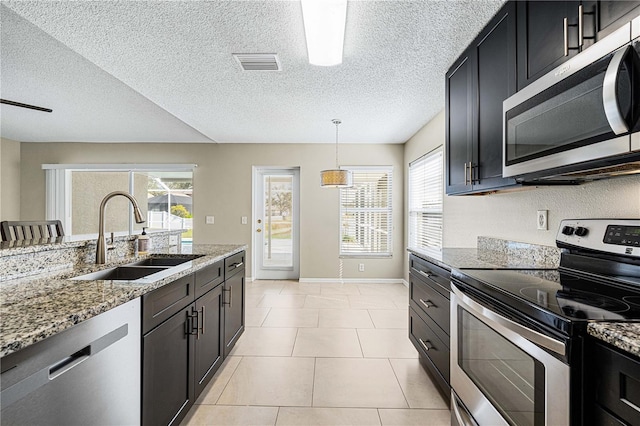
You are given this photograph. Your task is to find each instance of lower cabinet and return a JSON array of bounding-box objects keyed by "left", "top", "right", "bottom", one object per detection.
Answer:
[
  {"left": 142, "top": 305, "right": 195, "bottom": 426},
  {"left": 584, "top": 336, "right": 640, "bottom": 426},
  {"left": 223, "top": 251, "right": 246, "bottom": 357},
  {"left": 408, "top": 253, "right": 452, "bottom": 402},
  {"left": 142, "top": 251, "right": 246, "bottom": 426},
  {"left": 194, "top": 284, "right": 224, "bottom": 397}
]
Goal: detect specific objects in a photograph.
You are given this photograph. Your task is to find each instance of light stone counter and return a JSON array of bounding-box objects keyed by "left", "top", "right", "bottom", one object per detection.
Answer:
[
  {"left": 0, "top": 244, "right": 246, "bottom": 357},
  {"left": 588, "top": 323, "right": 640, "bottom": 358}
]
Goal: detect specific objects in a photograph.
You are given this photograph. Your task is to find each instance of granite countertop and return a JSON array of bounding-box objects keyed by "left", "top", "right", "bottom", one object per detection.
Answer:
[
  {"left": 0, "top": 244, "right": 246, "bottom": 357},
  {"left": 408, "top": 246, "right": 559, "bottom": 270},
  {"left": 587, "top": 323, "right": 640, "bottom": 358}
]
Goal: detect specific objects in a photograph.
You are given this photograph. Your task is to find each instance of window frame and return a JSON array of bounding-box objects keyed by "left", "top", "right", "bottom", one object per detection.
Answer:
[{"left": 339, "top": 165, "right": 393, "bottom": 258}]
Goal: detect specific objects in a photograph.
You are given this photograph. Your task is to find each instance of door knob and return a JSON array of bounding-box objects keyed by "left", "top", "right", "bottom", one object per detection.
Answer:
[{"left": 257, "top": 228, "right": 262, "bottom": 232}]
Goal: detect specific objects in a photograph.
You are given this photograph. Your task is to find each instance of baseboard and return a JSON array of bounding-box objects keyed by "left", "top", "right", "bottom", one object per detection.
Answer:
[
  {"left": 298, "top": 278, "right": 405, "bottom": 284},
  {"left": 401, "top": 279, "right": 409, "bottom": 287}
]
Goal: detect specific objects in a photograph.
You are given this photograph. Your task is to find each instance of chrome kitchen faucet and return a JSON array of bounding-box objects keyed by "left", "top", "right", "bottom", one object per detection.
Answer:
[{"left": 96, "top": 191, "right": 145, "bottom": 264}]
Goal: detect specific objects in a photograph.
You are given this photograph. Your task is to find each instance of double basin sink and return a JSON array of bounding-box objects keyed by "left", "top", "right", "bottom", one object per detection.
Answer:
[{"left": 71, "top": 255, "right": 204, "bottom": 281}]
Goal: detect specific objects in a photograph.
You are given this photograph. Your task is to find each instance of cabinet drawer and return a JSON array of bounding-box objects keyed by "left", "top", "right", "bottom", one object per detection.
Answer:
[
  {"left": 410, "top": 273, "right": 450, "bottom": 337},
  {"left": 409, "top": 255, "right": 450, "bottom": 296},
  {"left": 143, "top": 274, "right": 195, "bottom": 334},
  {"left": 224, "top": 251, "right": 245, "bottom": 279},
  {"left": 591, "top": 340, "right": 640, "bottom": 426},
  {"left": 409, "top": 307, "right": 450, "bottom": 386},
  {"left": 195, "top": 260, "right": 224, "bottom": 299}
]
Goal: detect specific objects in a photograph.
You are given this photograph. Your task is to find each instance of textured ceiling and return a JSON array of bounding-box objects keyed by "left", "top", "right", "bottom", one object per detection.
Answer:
[{"left": 1, "top": 0, "right": 504, "bottom": 144}]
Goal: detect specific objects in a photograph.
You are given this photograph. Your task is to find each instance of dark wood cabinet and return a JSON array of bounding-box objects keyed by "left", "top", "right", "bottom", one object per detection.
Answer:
[
  {"left": 408, "top": 253, "right": 451, "bottom": 402},
  {"left": 584, "top": 336, "right": 640, "bottom": 426},
  {"left": 194, "top": 283, "right": 224, "bottom": 397},
  {"left": 516, "top": 1, "right": 640, "bottom": 90},
  {"left": 142, "top": 251, "right": 245, "bottom": 425},
  {"left": 446, "top": 2, "right": 518, "bottom": 195},
  {"left": 142, "top": 306, "right": 194, "bottom": 426},
  {"left": 517, "top": 1, "right": 581, "bottom": 91},
  {"left": 223, "top": 265, "right": 245, "bottom": 357}
]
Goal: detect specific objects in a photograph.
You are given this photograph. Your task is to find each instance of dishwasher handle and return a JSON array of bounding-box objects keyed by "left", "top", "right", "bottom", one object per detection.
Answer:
[{"left": 49, "top": 346, "right": 91, "bottom": 379}]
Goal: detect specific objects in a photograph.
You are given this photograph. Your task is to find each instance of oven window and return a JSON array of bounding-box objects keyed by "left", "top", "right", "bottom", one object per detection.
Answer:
[{"left": 459, "top": 309, "right": 545, "bottom": 426}]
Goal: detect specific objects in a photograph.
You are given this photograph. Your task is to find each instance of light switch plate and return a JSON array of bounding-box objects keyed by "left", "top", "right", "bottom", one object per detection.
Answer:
[
  {"left": 537, "top": 210, "right": 548, "bottom": 230},
  {"left": 206, "top": 216, "right": 215, "bottom": 225}
]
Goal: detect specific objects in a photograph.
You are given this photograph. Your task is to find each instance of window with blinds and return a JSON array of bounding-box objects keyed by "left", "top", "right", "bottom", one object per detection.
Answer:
[
  {"left": 408, "top": 147, "right": 443, "bottom": 250},
  {"left": 339, "top": 166, "right": 393, "bottom": 257}
]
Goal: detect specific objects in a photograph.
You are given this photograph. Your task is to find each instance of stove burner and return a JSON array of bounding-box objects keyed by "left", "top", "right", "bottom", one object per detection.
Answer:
[{"left": 622, "top": 296, "right": 640, "bottom": 308}]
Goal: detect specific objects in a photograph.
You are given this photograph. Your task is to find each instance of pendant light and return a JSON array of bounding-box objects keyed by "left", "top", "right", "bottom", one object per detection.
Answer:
[{"left": 321, "top": 119, "right": 353, "bottom": 188}]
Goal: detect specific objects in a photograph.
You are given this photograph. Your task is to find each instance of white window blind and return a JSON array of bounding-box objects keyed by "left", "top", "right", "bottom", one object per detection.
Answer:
[
  {"left": 409, "top": 148, "right": 443, "bottom": 250},
  {"left": 339, "top": 167, "right": 393, "bottom": 257}
]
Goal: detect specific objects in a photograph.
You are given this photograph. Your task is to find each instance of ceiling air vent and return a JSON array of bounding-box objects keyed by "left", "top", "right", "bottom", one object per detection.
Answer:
[{"left": 233, "top": 53, "right": 281, "bottom": 71}]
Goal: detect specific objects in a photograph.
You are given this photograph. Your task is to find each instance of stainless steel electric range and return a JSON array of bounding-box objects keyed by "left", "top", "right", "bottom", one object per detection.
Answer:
[{"left": 449, "top": 219, "right": 640, "bottom": 426}]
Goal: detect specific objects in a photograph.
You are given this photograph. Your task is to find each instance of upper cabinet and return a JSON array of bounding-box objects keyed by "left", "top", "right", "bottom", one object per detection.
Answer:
[
  {"left": 445, "top": 0, "right": 639, "bottom": 196},
  {"left": 446, "top": 2, "right": 517, "bottom": 195},
  {"left": 517, "top": 1, "right": 581, "bottom": 91},
  {"left": 517, "top": 1, "right": 640, "bottom": 91}
]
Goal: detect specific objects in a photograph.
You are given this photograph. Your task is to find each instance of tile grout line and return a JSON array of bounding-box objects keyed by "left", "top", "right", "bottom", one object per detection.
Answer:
[
  {"left": 355, "top": 328, "right": 365, "bottom": 358},
  {"left": 213, "top": 356, "right": 244, "bottom": 406},
  {"left": 311, "top": 357, "right": 317, "bottom": 408},
  {"left": 386, "top": 357, "right": 412, "bottom": 410}
]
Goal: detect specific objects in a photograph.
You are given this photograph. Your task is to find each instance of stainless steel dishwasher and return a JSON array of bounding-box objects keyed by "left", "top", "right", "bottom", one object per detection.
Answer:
[{"left": 1, "top": 298, "right": 141, "bottom": 425}]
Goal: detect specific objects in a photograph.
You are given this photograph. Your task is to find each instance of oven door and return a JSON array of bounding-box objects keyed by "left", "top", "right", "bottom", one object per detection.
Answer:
[
  {"left": 503, "top": 22, "right": 640, "bottom": 179},
  {"left": 450, "top": 284, "right": 570, "bottom": 426}
]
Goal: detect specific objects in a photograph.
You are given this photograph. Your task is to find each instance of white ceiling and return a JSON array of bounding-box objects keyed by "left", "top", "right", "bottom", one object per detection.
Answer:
[{"left": 1, "top": 0, "right": 504, "bottom": 144}]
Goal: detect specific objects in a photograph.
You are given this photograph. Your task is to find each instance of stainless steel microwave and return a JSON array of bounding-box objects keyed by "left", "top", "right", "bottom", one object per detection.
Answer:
[{"left": 503, "top": 16, "right": 640, "bottom": 183}]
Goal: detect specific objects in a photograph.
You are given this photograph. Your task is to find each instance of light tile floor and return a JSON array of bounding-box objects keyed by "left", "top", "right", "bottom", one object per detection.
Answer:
[{"left": 182, "top": 280, "right": 450, "bottom": 426}]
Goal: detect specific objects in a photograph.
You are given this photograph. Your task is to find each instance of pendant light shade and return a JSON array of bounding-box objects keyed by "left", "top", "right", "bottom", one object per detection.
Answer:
[{"left": 321, "top": 119, "right": 352, "bottom": 188}]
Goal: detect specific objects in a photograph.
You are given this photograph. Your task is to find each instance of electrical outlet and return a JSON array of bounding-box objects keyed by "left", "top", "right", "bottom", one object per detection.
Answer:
[
  {"left": 537, "top": 210, "right": 548, "bottom": 230},
  {"left": 358, "top": 263, "right": 365, "bottom": 272},
  {"left": 241, "top": 216, "right": 248, "bottom": 225},
  {"left": 206, "top": 216, "right": 215, "bottom": 225}
]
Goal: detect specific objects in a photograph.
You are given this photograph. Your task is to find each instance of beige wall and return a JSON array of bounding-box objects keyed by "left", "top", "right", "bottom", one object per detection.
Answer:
[
  {"left": 20, "top": 142, "right": 405, "bottom": 280},
  {"left": 404, "top": 109, "right": 640, "bottom": 278},
  {"left": 71, "top": 171, "right": 148, "bottom": 235},
  {"left": 1, "top": 138, "right": 21, "bottom": 221}
]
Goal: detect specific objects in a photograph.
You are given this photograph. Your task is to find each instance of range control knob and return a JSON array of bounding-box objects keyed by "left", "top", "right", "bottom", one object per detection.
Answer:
[
  {"left": 562, "top": 226, "right": 575, "bottom": 236},
  {"left": 575, "top": 227, "right": 589, "bottom": 237}
]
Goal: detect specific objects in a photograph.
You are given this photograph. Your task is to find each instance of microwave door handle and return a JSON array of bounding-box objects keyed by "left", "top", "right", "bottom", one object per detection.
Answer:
[{"left": 603, "top": 47, "right": 630, "bottom": 135}]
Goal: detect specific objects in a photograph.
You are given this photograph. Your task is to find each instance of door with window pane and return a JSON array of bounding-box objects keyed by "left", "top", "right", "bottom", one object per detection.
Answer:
[{"left": 254, "top": 168, "right": 300, "bottom": 280}]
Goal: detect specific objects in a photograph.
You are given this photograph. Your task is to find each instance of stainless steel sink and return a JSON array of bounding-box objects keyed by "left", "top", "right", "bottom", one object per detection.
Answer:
[
  {"left": 71, "top": 266, "right": 169, "bottom": 281},
  {"left": 126, "top": 254, "right": 204, "bottom": 267},
  {"left": 70, "top": 255, "right": 204, "bottom": 281}
]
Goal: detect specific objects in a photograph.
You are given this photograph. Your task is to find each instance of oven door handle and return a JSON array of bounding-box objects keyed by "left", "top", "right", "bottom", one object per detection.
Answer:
[
  {"left": 603, "top": 46, "right": 631, "bottom": 135},
  {"left": 452, "top": 284, "right": 566, "bottom": 356}
]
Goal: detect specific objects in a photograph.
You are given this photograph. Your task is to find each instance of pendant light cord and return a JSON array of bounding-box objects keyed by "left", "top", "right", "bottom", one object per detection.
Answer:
[{"left": 333, "top": 119, "right": 341, "bottom": 169}]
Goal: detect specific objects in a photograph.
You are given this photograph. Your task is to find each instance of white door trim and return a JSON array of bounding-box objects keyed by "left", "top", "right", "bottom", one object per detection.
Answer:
[{"left": 252, "top": 167, "right": 300, "bottom": 280}]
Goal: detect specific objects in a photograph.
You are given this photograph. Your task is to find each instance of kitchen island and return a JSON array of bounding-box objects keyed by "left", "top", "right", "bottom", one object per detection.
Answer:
[{"left": 0, "top": 240, "right": 246, "bottom": 357}]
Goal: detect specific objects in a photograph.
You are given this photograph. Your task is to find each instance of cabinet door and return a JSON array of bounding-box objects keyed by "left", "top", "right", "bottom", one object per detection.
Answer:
[
  {"left": 223, "top": 271, "right": 245, "bottom": 357},
  {"left": 142, "top": 306, "right": 194, "bottom": 426},
  {"left": 517, "top": 1, "right": 581, "bottom": 90},
  {"left": 194, "top": 284, "right": 224, "bottom": 397},
  {"left": 592, "top": 1, "right": 640, "bottom": 42},
  {"left": 471, "top": 2, "right": 518, "bottom": 192},
  {"left": 445, "top": 52, "right": 473, "bottom": 195}
]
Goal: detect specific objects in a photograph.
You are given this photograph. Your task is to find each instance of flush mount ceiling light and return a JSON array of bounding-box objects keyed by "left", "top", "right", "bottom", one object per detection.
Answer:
[
  {"left": 300, "top": 0, "right": 347, "bottom": 66},
  {"left": 321, "top": 119, "right": 353, "bottom": 188}
]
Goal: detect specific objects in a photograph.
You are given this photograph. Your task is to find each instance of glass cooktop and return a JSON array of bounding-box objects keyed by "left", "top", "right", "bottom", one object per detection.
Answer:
[{"left": 452, "top": 268, "right": 640, "bottom": 336}]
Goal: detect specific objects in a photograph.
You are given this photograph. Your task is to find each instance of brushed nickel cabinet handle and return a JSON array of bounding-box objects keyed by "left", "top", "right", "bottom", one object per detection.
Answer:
[
  {"left": 578, "top": 5, "right": 583, "bottom": 47},
  {"left": 464, "top": 162, "right": 468, "bottom": 185},
  {"left": 418, "top": 338, "right": 433, "bottom": 352},
  {"left": 199, "top": 306, "right": 205, "bottom": 335},
  {"left": 564, "top": 17, "right": 569, "bottom": 56},
  {"left": 419, "top": 298, "right": 435, "bottom": 309}
]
